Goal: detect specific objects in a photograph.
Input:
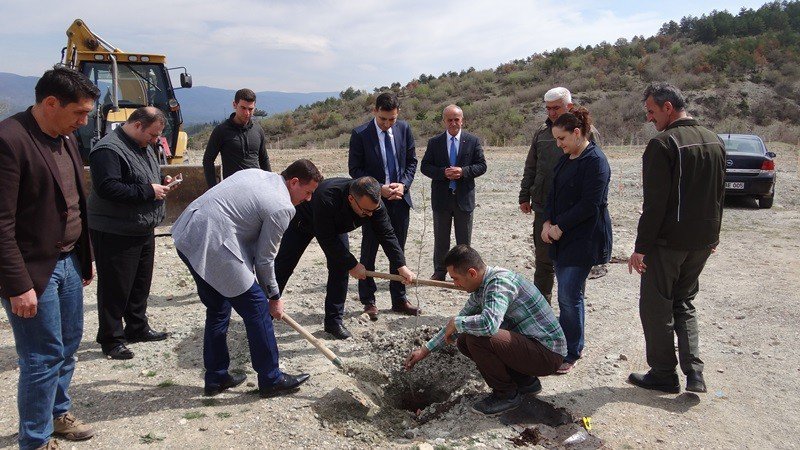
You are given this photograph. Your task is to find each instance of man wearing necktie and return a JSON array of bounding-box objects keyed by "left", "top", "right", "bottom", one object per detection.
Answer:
[
  {"left": 421, "top": 105, "right": 487, "bottom": 281},
  {"left": 348, "top": 93, "right": 419, "bottom": 320}
]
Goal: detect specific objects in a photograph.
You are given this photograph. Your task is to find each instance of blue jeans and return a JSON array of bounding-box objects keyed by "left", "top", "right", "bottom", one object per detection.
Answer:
[
  {"left": 1, "top": 252, "right": 84, "bottom": 450},
  {"left": 554, "top": 264, "right": 591, "bottom": 363},
  {"left": 178, "top": 252, "right": 282, "bottom": 388}
]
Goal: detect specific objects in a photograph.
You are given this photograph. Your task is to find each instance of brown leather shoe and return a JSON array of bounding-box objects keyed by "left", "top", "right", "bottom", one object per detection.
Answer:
[
  {"left": 391, "top": 301, "right": 421, "bottom": 316},
  {"left": 53, "top": 412, "right": 95, "bottom": 441},
  {"left": 364, "top": 304, "right": 379, "bottom": 321}
]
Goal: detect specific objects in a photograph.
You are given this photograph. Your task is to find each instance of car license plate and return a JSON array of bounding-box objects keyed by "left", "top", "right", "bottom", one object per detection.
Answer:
[{"left": 725, "top": 182, "right": 745, "bottom": 189}]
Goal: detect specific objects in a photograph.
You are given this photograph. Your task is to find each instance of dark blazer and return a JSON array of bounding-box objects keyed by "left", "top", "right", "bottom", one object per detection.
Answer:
[
  {"left": 544, "top": 142, "right": 612, "bottom": 267},
  {"left": 421, "top": 131, "right": 487, "bottom": 212},
  {"left": 0, "top": 109, "right": 93, "bottom": 298},
  {"left": 293, "top": 177, "right": 406, "bottom": 270},
  {"left": 348, "top": 119, "right": 417, "bottom": 207}
]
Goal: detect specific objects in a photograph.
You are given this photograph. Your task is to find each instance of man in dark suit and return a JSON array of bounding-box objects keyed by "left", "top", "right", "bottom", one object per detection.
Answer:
[
  {"left": 348, "top": 93, "right": 419, "bottom": 320},
  {"left": 421, "top": 105, "right": 487, "bottom": 280},
  {"left": 0, "top": 68, "right": 99, "bottom": 449}
]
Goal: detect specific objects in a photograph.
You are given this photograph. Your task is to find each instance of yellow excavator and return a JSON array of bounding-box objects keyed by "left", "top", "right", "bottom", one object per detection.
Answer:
[{"left": 62, "top": 19, "right": 214, "bottom": 222}]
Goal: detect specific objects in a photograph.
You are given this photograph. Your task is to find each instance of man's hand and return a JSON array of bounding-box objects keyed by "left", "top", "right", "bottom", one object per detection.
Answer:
[
  {"left": 381, "top": 183, "right": 406, "bottom": 200},
  {"left": 444, "top": 167, "right": 463, "bottom": 180},
  {"left": 404, "top": 346, "right": 430, "bottom": 371},
  {"left": 519, "top": 202, "right": 532, "bottom": 214},
  {"left": 380, "top": 184, "right": 393, "bottom": 199},
  {"left": 444, "top": 317, "right": 458, "bottom": 344},
  {"left": 541, "top": 220, "right": 553, "bottom": 244},
  {"left": 349, "top": 263, "right": 367, "bottom": 280},
  {"left": 82, "top": 277, "right": 93, "bottom": 287},
  {"left": 397, "top": 266, "right": 415, "bottom": 285},
  {"left": 547, "top": 224, "right": 563, "bottom": 242},
  {"left": 10, "top": 289, "right": 37, "bottom": 318},
  {"left": 269, "top": 298, "right": 285, "bottom": 320},
  {"left": 628, "top": 252, "right": 647, "bottom": 274},
  {"left": 152, "top": 184, "right": 171, "bottom": 201}
]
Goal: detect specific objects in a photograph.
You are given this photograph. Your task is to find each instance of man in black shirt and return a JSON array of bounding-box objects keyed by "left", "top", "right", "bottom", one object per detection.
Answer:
[
  {"left": 202, "top": 88, "right": 271, "bottom": 187},
  {"left": 275, "top": 176, "right": 415, "bottom": 339}
]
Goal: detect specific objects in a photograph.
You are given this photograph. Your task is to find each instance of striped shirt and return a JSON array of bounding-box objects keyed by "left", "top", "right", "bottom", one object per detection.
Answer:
[{"left": 425, "top": 266, "right": 567, "bottom": 357}]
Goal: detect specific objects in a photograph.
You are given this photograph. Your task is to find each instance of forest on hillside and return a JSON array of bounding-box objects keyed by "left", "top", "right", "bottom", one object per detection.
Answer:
[{"left": 189, "top": 1, "right": 800, "bottom": 150}]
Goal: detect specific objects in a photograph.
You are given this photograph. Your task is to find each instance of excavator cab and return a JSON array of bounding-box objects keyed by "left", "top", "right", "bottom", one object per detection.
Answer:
[{"left": 62, "top": 19, "right": 191, "bottom": 164}]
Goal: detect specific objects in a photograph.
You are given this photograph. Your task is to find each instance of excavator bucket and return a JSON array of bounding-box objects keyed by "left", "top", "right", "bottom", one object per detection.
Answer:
[{"left": 82, "top": 164, "right": 218, "bottom": 226}]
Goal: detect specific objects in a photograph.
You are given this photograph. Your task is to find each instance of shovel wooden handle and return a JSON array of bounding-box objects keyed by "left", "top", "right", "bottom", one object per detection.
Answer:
[
  {"left": 365, "top": 270, "right": 466, "bottom": 291},
  {"left": 281, "top": 313, "right": 343, "bottom": 369}
]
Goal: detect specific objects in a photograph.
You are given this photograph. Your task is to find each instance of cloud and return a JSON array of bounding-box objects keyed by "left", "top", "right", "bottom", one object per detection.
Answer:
[{"left": 0, "top": 0, "right": 774, "bottom": 91}]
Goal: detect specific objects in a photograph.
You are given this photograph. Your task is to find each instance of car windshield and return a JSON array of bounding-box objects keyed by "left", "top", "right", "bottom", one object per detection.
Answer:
[{"left": 720, "top": 137, "right": 763, "bottom": 155}]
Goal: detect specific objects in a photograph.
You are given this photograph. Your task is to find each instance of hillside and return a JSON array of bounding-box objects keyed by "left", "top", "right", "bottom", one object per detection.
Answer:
[{"left": 193, "top": 1, "right": 800, "bottom": 150}]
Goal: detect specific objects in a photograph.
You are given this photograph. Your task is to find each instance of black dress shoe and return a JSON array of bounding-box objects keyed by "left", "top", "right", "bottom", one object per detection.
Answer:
[
  {"left": 259, "top": 373, "right": 310, "bottom": 398},
  {"left": 204, "top": 372, "right": 248, "bottom": 396},
  {"left": 686, "top": 370, "right": 707, "bottom": 393},
  {"left": 324, "top": 324, "right": 352, "bottom": 340},
  {"left": 125, "top": 328, "right": 168, "bottom": 343},
  {"left": 628, "top": 371, "right": 680, "bottom": 393},
  {"left": 430, "top": 273, "right": 446, "bottom": 281},
  {"left": 104, "top": 344, "right": 134, "bottom": 360}
]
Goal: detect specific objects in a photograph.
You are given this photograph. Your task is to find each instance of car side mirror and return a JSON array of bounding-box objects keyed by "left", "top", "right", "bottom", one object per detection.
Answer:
[
  {"left": 180, "top": 73, "right": 193, "bottom": 89},
  {"left": 767, "top": 151, "right": 776, "bottom": 158}
]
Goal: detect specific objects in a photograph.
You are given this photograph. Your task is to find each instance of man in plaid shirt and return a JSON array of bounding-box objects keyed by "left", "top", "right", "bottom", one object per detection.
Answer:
[{"left": 405, "top": 245, "right": 566, "bottom": 416}]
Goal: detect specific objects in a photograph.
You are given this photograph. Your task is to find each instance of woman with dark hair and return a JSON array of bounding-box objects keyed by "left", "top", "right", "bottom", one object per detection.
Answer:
[{"left": 541, "top": 107, "right": 612, "bottom": 374}]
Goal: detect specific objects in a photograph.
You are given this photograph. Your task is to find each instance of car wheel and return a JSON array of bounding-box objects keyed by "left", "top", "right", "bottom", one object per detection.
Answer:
[{"left": 758, "top": 195, "right": 774, "bottom": 209}]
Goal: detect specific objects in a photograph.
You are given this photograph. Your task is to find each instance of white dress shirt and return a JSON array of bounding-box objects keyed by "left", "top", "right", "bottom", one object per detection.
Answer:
[{"left": 374, "top": 118, "right": 400, "bottom": 183}]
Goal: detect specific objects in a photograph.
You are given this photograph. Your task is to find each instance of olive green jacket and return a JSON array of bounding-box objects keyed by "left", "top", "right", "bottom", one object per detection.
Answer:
[{"left": 635, "top": 118, "right": 725, "bottom": 253}]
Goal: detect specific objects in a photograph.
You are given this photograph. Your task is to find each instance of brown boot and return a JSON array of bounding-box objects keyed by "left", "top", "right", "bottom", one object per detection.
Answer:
[
  {"left": 35, "top": 438, "right": 60, "bottom": 449},
  {"left": 53, "top": 412, "right": 95, "bottom": 441}
]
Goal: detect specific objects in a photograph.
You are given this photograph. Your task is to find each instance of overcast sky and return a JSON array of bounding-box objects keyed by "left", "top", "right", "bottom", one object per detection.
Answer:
[{"left": 0, "top": 0, "right": 771, "bottom": 92}]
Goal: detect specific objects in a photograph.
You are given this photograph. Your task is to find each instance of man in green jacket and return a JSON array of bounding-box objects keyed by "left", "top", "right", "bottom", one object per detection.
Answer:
[
  {"left": 518, "top": 87, "right": 602, "bottom": 304},
  {"left": 628, "top": 82, "right": 725, "bottom": 394}
]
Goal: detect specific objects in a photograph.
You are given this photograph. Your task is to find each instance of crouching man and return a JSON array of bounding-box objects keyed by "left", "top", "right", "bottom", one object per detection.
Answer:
[{"left": 404, "top": 245, "right": 566, "bottom": 416}]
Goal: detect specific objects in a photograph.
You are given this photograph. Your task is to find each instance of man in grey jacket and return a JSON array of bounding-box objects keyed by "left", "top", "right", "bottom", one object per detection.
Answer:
[{"left": 172, "top": 160, "right": 322, "bottom": 398}]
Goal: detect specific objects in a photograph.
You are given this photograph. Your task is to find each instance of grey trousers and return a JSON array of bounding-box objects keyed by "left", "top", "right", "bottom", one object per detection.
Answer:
[
  {"left": 639, "top": 245, "right": 712, "bottom": 375},
  {"left": 432, "top": 192, "right": 473, "bottom": 277},
  {"left": 532, "top": 212, "right": 554, "bottom": 304}
]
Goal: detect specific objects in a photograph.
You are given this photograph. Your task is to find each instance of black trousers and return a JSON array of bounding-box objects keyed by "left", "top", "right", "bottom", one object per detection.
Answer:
[
  {"left": 432, "top": 191, "right": 473, "bottom": 277},
  {"left": 274, "top": 221, "right": 350, "bottom": 328},
  {"left": 358, "top": 199, "right": 409, "bottom": 306},
  {"left": 92, "top": 229, "right": 154, "bottom": 351},
  {"left": 639, "top": 245, "right": 711, "bottom": 375}
]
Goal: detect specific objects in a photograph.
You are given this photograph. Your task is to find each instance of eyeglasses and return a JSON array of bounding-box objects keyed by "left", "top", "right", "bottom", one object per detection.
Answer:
[{"left": 352, "top": 196, "right": 381, "bottom": 215}]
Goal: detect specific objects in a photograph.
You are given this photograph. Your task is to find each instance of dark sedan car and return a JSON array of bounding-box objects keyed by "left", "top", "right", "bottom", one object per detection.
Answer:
[{"left": 718, "top": 134, "right": 776, "bottom": 209}]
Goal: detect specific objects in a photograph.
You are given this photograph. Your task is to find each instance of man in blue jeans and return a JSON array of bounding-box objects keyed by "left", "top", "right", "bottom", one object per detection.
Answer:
[
  {"left": 0, "top": 68, "right": 100, "bottom": 449},
  {"left": 172, "top": 161, "right": 322, "bottom": 397}
]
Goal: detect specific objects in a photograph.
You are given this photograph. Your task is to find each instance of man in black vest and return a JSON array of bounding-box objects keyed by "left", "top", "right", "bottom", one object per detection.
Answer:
[{"left": 89, "top": 107, "right": 173, "bottom": 360}]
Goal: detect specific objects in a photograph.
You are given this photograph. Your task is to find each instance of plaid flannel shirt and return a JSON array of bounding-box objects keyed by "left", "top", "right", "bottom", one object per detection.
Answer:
[{"left": 425, "top": 266, "right": 566, "bottom": 357}]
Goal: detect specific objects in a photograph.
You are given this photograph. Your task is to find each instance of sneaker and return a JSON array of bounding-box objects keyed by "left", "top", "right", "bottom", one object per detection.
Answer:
[
  {"left": 556, "top": 361, "right": 575, "bottom": 374},
  {"left": 517, "top": 377, "right": 542, "bottom": 395},
  {"left": 53, "top": 412, "right": 95, "bottom": 441},
  {"left": 471, "top": 391, "right": 522, "bottom": 416},
  {"left": 686, "top": 370, "right": 707, "bottom": 393},
  {"left": 628, "top": 371, "right": 680, "bottom": 393},
  {"left": 35, "top": 439, "right": 60, "bottom": 450}
]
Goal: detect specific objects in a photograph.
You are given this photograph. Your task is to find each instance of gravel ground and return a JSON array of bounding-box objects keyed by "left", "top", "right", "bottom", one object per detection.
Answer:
[{"left": 1, "top": 143, "right": 798, "bottom": 449}]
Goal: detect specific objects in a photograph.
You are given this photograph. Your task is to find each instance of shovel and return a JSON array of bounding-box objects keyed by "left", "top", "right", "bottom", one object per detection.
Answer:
[
  {"left": 365, "top": 270, "right": 466, "bottom": 291},
  {"left": 280, "top": 312, "right": 385, "bottom": 410}
]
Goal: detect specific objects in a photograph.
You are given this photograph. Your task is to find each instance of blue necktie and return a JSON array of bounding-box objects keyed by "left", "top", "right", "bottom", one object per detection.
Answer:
[
  {"left": 384, "top": 130, "right": 398, "bottom": 183},
  {"left": 449, "top": 136, "right": 457, "bottom": 191}
]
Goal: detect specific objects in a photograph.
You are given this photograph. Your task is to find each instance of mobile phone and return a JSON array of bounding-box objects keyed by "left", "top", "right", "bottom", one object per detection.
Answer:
[{"left": 167, "top": 173, "right": 183, "bottom": 188}]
